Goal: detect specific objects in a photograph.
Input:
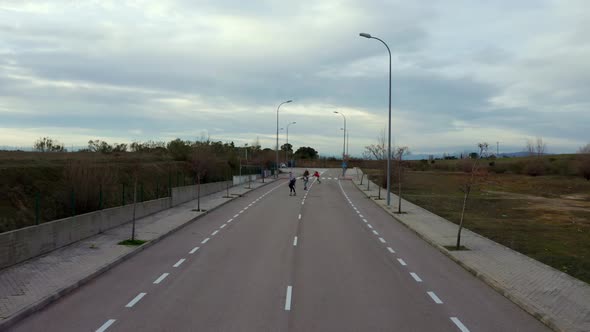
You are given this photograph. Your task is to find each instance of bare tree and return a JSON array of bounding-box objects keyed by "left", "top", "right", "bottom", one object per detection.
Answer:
[
  {"left": 578, "top": 143, "right": 590, "bottom": 181},
  {"left": 34, "top": 137, "right": 65, "bottom": 152},
  {"left": 526, "top": 137, "right": 547, "bottom": 157},
  {"left": 578, "top": 143, "right": 590, "bottom": 154},
  {"left": 456, "top": 142, "right": 488, "bottom": 249},
  {"left": 395, "top": 146, "right": 410, "bottom": 214},
  {"left": 363, "top": 128, "right": 387, "bottom": 160},
  {"left": 190, "top": 146, "right": 215, "bottom": 211}
]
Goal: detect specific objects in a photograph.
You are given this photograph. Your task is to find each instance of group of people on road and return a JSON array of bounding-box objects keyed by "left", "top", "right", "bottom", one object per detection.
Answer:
[{"left": 288, "top": 169, "right": 321, "bottom": 196}]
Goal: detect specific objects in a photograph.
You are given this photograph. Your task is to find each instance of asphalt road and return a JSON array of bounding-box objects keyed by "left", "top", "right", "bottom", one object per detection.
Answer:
[{"left": 12, "top": 168, "right": 549, "bottom": 332}]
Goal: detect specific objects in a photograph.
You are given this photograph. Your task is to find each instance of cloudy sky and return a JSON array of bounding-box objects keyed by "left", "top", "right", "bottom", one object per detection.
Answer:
[{"left": 1, "top": 0, "right": 588, "bottom": 157}]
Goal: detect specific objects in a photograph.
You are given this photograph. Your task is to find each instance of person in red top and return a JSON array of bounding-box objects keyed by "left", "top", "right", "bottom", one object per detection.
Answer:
[{"left": 313, "top": 170, "right": 321, "bottom": 183}]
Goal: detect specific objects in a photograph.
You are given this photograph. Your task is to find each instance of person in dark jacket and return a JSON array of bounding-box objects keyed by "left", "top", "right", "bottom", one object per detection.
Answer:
[{"left": 289, "top": 172, "right": 297, "bottom": 196}]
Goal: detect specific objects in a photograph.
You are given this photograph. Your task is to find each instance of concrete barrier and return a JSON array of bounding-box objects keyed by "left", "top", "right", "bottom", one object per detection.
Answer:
[{"left": 0, "top": 180, "right": 233, "bottom": 270}]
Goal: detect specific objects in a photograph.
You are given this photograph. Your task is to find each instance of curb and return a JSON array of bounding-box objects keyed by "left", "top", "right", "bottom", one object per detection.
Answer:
[
  {"left": 0, "top": 180, "right": 277, "bottom": 331},
  {"left": 350, "top": 178, "right": 564, "bottom": 332}
]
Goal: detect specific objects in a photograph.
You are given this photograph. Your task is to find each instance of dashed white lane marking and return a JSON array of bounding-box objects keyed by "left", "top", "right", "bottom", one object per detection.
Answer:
[
  {"left": 359, "top": 214, "right": 364, "bottom": 218},
  {"left": 220, "top": 224, "right": 226, "bottom": 229},
  {"left": 227, "top": 218, "right": 233, "bottom": 223},
  {"left": 450, "top": 317, "right": 470, "bottom": 332},
  {"left": 410, "top": 272, "right": 423, "bottom": 282},
  {"left": 387, "top": 247, "right": 395, "bottom": 253},
  {"left": 397, "top": 258, "right": 407, "bottom": 266},
  {"left": 239, "top": 210, "right": 244, "bottom": 213},
  {"left": 372, "top": 230, "right": 379, "bottom": 235},
  {"left": 367, "top": 224, "right": 373, "bottom": 229},
  {"left": 244, "top": 207, "right": 249, "bottom": 210},
  {"left": 293, "top": 236, "right": 298, "bottom": 246},
  {"left": 173, "top": 258, "right": 186, "bottom": 268},
  {"left": 427, "top": 291, "right": 443, "bottom": 304},
  {"left": 233, "top": 214, "right": 239, "bottom": 218},
  {"left": 201, "top": 238, "right": 210, "bottom": 244},
  {"left": 96, "top": 319, "right": 116, "bottom": 332},
  {"left": 379, "top": 237, "right": 386, "bottom": 243},
  {"left": 153, "top": 273, "right": 170, "bottom": 284},
  {"left": 189, "top": 246, "right": 200, "bottom": 254},
  {"left": 285, "top": 286, "right": 293, "bottom": 310},
  {"left": 301, "top": 201, "right": 305, "bottom": 205},
  {"left": 248, "top": 203, "right": 253, "bottom": 207},
  {"left": 298, "top": 214, "right": 302, "bottom": 220},
  {"left": 125, "top": 292, "right": 147, "bottom": 308},
  {"left": 211, "top": 230, "right": 219, "bottom": 236},
  {"left": 362, "top": 219, "right": 368, "bottom": 223}
]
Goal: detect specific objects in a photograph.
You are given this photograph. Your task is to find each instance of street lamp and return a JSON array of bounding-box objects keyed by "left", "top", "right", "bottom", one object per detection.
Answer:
[
  {"left": 334, "top": 111, "right": 346, "bottom": 177},
  {"left": 359, "top": 32, "right": 393, "bottom": 206},
  {"left": 276, "top": 100, "right": 293, "bottom": 178},
  {"left": 286, "top": 121, "right": 296, "bottom": 167}
]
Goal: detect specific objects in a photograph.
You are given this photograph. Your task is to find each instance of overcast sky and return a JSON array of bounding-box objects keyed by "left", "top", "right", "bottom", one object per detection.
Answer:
[{"left": 1, "top": 0, "right": 588, "bottom": 156}]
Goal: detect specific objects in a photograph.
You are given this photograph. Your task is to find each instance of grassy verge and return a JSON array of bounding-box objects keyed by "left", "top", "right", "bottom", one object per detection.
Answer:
[
  {"left": 118, "top": 239, "right": 147, "bottom": 246},
  {"left": 365, "top": 169, "right": 590, "bottom": 283}
]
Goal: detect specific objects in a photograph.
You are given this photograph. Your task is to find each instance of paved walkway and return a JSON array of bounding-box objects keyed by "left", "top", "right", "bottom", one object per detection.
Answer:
[
  {"left": 351, "top": 168, "right": 590, "bottom": 332},
  {"left": 0, "top": 178, "right": 278, "bottom": 329}
]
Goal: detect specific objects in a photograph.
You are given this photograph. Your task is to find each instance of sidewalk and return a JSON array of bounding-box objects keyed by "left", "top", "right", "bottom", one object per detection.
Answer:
[
  {"left": 0, "top": 178, "right": 278, "bottom": 330},
  {"left": 351, "top": 168, "right": 590, "bottom": 332}
]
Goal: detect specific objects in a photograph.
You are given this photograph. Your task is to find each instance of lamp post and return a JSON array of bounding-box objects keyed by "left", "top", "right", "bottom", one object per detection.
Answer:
[
  {"left": 286, "top": 121, "right": 296, "bottom": 167},
  {"left": 334, "top": 111, "right": 346, "bottom": 177},
  {"left": 359, "top": 32, "right": 392, "bottom": 206},
  {"left": 276, "top": 100, "right": 293, "bottom": 178}
]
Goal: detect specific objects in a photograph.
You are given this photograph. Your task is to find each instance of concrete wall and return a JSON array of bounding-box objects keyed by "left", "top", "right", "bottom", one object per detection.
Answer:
[
  {"left": 0, "top": 180, "right": 232, "bottom": 270},
  {"left": 232, "top": 175, "right": 258, "bottom": 186},
  {"left": 171, "top": 181, "right": 232, "bottom": 206}
]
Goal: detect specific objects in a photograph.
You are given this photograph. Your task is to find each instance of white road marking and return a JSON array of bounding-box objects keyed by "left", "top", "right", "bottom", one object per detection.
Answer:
[
  {"left": 301, "top": 201, "right": 305, "bottom": 205},
  {"left": 397, "top": 258, "right": 407, "bottom": 266},
  {"left": 233, "top": 214, "right": 239, "bottom": 218},
  {"left": 285, "top": 286, "right": 293, "bottom": 310},
  {"left": 410, "top": 272, "right": 423, "bottom": 282},
  {"left": 125, "top": 292, "right": 147, "bottom": 308},
  {"left": 220, "top": 224, "right": 226, "bottom": 229},
  {"left": 173, "top": 258, "right": 186, "bottom": 268},
  {"left": 387, "top": 247, "right": 395, "bottom": 253},
  {"left": 372, "top": 230, "right": 379, "bottom": 235},
  {"left": 244, "top": 207, "right": 248, "bottom": 210},
  {"left": 362, "top": 219, "right": 368, "bottom": 223},
  {"left": 450, "top": 317, "right": 470, "bottom": 332},
  {"left": 211, "top": 230, "right": 219, "bottom": 236},
  {"left": 359, "top": 214, "right": 364, "bottom": 218},
  {"left": 201, "top": 238, "right": 210, "bottom": 244},
  {"left": 227, "top": 218, "right": 233, "bottom": 223},
  {"left": 96, "top": 319, "right": 116, "bottom": 332},
  {"left": 293, "top": 236, "right": 298, "bottom": 246},
  {"left": 153, "top": 273, "right": 170, "bottom": 284},
  {"left": 367, "top": 224, "right": 373, "bottom": 229},
  {"left": 379, "top": 237, "right": 386, "bottom": 243},
  {"left": 189, "top": 246, "right": 200, "bottom": 254},
  {"left": 298, "top": 214, "right": 302, "bottom": 220},
  {"left": 239, "top": 210, "right": 244, "bottom": 213},
  {"left": 427, "top": 291, "right": 443, "bottom": 304},
  {"left": 248, "top": 204, "right": 253, "bottom": 207}
]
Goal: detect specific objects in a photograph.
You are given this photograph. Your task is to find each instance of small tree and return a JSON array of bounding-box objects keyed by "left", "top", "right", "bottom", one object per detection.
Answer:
[
  {"left": 190, "top": 146, "right": 215, "bottom": 211},
  {"left": 456, "top": 142, "right": 488, "bottom": 250},
  {"left": 363, "top": 128, "right": 387, "bottom": 160},
  {"left": 578, "top": 144, "right": 590, "bottom": 181},
  {"left": 34, "top": 137, "right": 65, "bottom": 152}
]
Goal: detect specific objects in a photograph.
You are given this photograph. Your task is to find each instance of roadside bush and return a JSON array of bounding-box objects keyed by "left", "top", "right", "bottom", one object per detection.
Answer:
[
  {"left": 579, "top": 155, "right": 590, "bottom": 181},
  {"left": 508, "top": 161, "right": 526, "bottom": 174},
  {"left": 458, "top": 159, "right": 473, "bottom": 173},
  {"left": 524, "top": 160, "right": 547, "bottom": 176}
]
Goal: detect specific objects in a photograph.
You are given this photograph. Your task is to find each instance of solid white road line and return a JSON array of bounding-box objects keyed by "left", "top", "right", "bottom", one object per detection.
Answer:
[
  {"left": 201, "top": 238, "right": 210, "bottom": 244},
  {"left": 96, "top": 319, "right": 116, "bottom": 332},
  {"left": 233, "top": 214, "right": 239, "bottom": 218},
  {"left": 125, "top": 292, "right": 147, "bottom": 308},
  {"left": 379, "top": 237, "right": 386, "bottom": 243},
  {"left": 298, "top": 214, "right": 302, "bottom": 220},
  {"left": 285, "top": 286, "right": 293, "bottom": 311},
  {"left": 211, "top": 230, "right": 219, "bottom": 236},
  {"left": 372, "top": 230, "right": 379, "bottom": 235},
  {"left": 189, "top": 246, "right": 200, "bottom": 254},
  {"left": 410, "top": 272, "right": 423, "bottom": 282},
  {"left": 387, "top": 247, "right": 395, "bottom": 253},
  {"left": 427, "top": 291, "right": 443, "bottom": 304},
  {"left": 173, "top": 258, "right": 186, "bottom": 268},
  {"left": 293, "top": 236, "right": 298, "bottom": 246},
  {"left": 450, "top": 317, "right": 470, "bottom": 332},
  {"left": 397, "top": 258, "right": 407, "bottom": 266},
  {"left": 153, "top": 273, "right": 170, "bottom": 284},
  {"left": 220, "top": 224, "right": 226, "bottom": 229}
]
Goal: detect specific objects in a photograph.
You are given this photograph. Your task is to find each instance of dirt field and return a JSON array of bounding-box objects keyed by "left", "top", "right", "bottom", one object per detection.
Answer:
[{"left": 365, "top": 169, "right": 590, "bottom": 283}]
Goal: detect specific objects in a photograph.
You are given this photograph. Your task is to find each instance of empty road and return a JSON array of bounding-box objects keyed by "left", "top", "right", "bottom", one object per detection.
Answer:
[{"left": 12, "top": 169, "right": 549, "bottom": 331}]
